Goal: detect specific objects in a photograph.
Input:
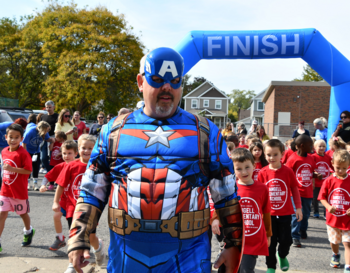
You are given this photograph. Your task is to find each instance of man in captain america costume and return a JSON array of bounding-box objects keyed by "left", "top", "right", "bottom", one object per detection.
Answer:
[{"left": 67, "top": 47, "right": 243, "bottom": 273}]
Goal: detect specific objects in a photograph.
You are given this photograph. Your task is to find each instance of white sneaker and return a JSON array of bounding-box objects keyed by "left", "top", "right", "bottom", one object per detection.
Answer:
[
  {"left": 64, "top": 263, "right": 76, "bottom": 273},
  {"left": 33, "top": 184, "right": 39, "bottom": 191},
  {"left": 27, "top": 183, "right": 32, "bottom": 190},
  {"left": 93, "top": 239, "right": 106, "bottom": 266},
  {"left": 42, "top": 169, "right": 47, "bottom": 174}
]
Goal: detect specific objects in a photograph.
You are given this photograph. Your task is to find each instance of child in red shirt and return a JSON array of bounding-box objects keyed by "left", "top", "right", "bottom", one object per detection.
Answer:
[
  {"left": 0, "top": 124, "right": 33, "bottom": 252},
  {"left": 326, "top": 136, "right": 347, "bottom": 159},
  {"left": 249, "top": 141, "right": 268, "bottom": 183},
  {"left": 286, "top": 134, "right": 318, "bottom": 248},
  {"left": 49, "top": 131, "right": 67, "bottom": 167},
  {"left": 238, "top": 133, "right": 249, "bottom": 149},
  {"left": 311, "top": 139, "right": 333, "bottom": 219},
  {"left": 258, "top": 139, "right": 302, "bottom": 273},
  {"left": 318, "top": 150, "right": 350, "bottom": 270},
  {"left": 281, "top": 139, "right": 296, "bottom": 164},
  {"left": 53, "top": 134, "right": 106, "bottom": 271},
  {"left": 231, "top": 148, "right": 272, "bottom": 273},
  {"left": 40, "top": 140, "right": 78, "bottom": 251}
]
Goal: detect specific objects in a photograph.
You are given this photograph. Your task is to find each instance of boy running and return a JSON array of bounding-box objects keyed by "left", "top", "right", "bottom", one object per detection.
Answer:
[
  {"left": 258, "top": 139, "right": 303, "bottom": 273},
  {"left": 0, "top": 124, "right": 33, "bottom": 252},
  {"left": 40, "top": 140, "right": 78, "bottom": 251},
  {"left": 53, "top": 134, "right": 105, "bottom": 273},
  {"left": 319, "top": 150, "right": 350, "bottom": 271}
]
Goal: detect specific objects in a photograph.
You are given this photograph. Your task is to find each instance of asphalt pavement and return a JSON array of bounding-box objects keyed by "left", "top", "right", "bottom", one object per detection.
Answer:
[{"left": 0, "top": 174, "right": 346, "bottom": 272}]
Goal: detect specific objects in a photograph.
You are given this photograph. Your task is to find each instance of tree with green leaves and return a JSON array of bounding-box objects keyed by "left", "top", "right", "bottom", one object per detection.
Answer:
[
  {"left": 227, "top": 89, "right": 255, "bottom": 122},
  {"left": 293, "top": 64, "right": 324, "bottom": 82}
]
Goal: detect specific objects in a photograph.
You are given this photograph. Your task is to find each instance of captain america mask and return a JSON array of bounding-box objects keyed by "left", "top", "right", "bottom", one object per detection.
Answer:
[{"left": 141, "top": 47, "right": 184, "bottom": 89}]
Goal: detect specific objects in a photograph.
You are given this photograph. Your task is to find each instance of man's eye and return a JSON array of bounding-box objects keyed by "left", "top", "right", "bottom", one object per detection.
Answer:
[
  {"left": 152, "top": 77, "right": 164, "bottom": 83},
  {"left": 171, "top": 78, "right": 180, "bottom": 84}
]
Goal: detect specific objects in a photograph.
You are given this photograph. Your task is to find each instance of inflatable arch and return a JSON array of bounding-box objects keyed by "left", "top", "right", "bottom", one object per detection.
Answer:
[{"left": 174, "top": 29, "right": 350, "bottom": 141}]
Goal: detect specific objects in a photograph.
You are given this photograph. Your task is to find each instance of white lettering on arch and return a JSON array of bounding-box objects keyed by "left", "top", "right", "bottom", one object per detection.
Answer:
[
  {"left": 208, "top": 36, "right": 222, "bottom": 56},
  {"left": 282, "top": 34, "right": 299, "bottom": 54},
  {"left": 261, "top": 35, "right": 278, "bottom": 55},
  {"left": 233, "top": 36, "right": 250, "bottom": 56}
]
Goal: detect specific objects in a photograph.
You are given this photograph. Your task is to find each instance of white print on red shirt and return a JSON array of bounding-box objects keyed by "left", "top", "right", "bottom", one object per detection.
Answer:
[
  {"left": 51, "top": 146, "right": 62, "bottom": 160},
  {"left": 72, "top": 174, "right": 83, "bottom": 200},
  {"left": 253, "top": 169, "right": 260, "bottom": 182},
  {"left": 316, "top": 161, "right": 331, "bottom": 180},
  {"left": 241, "top": 197, "right": 262, "bottom": 236},
  {"left": 266, "top": 178, "right": 288, "bottom": 210},
  {"left": 328, "top": 188, "right": 350, "bottom": 217},
  {"left": 296, "top": 163, "right": 313, "bottom": 187},
  {"left": 3, "top": 159, "right": 18, "bottom": 185}
]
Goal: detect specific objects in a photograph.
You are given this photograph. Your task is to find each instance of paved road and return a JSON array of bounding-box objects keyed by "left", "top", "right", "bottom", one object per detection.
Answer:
[{"left": 0, "top": 174, "right": 346, "bottom": 272}]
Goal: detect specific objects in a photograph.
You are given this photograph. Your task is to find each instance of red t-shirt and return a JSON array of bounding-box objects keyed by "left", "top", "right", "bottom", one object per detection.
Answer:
[
  {"left": 50, "top": 141, "right": 64, "bottom": 166},
  {"left": 318, "top": 174, "right": 350, "bottom": 230},
  {"left": 238, "top": 182, "right": 270, "bottom": 256},
  {"left": 282, "top": 149, "right": 294, "bottom": 164},
  {"left": 326, "top": 150, "right": 334, "bottom": 159},
  {"left": 45, "top": 163, "right": 68, "bottom": 210},
  {"left": 311, "top": 153, "right": 333, "bottom": 188},
  {"left": 347, "top": 167, "right": 350, "bottom": 175},
  {"left": 0, "top": 146, "right": 32, "bottom": 200},
  {"left": 56, "top": 159, "right": 87, "bottom": 218},
  {"left": 238, "top": 144, "right": 249, "bottom": 149},
  {"left": 285, "top": 153, "right": 316, "bottom": 198},
  {"left": 73, "top": 121, "right": 87, "bottom": 140},
  {"left": 258, "top": 165, "right": 300, "bottom": 216},
  {"left": 253, "top": 162, "right": 263, "bottom": 183}
]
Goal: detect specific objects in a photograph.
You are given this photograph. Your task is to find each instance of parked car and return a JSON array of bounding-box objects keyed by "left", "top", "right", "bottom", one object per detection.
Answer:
[
  {"left": 33, "top": 110, "right": 48, "bottom": 115},
  {"left": 0, "top": 107, "right": 34, "bottom": 121},
  {"left": 0, "top": 110, "right": 13, "bottom": 123}
]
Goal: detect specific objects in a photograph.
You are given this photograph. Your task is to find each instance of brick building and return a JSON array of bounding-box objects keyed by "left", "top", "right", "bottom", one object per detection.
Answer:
[{"left": 262, "top": 81, "right": 330, "bottom": 138}]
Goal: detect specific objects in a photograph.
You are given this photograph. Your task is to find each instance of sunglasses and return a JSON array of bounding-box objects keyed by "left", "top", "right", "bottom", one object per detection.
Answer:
[
  {"left": 98, "top": 116, "right": 104, "bottom": 119},
  {"left": 64, "top": 115, "right": 71, "bottom": 118},
  {"left": 341, "top": 116, "right": 347, "bottom": 119}
]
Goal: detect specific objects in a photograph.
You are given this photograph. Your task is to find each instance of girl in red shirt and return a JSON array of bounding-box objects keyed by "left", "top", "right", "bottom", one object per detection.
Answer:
[
  {"left": 249, "top": 141, "right": 268, "bottom": 183},
  {"left": 319, "top": 150, "right": 350, "bottom": 270},
  {"left": 311, "top": 139, "right": 333, "bottom": 219},
  {"left": 238, "top": 133, "right": 248, "bottom": 149},
  {"left": 326, "top": 136, "right": 347, "bottom": 159}
]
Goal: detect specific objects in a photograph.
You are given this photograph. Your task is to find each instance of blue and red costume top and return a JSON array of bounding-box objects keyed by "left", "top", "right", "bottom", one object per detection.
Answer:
[{"left": 79, "top": 106, "right": 238, "bottom": 272}]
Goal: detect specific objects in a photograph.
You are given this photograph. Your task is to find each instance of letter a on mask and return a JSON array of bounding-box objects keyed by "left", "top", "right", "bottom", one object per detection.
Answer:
[{"left": 158, "top": 61, "right": 178, "bottom": 77}]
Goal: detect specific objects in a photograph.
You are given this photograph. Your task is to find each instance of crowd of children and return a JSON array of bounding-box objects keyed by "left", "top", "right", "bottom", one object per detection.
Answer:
[
  {"left": 0, "top": 123, "right": 105, "bottom": 273},
  {"left": 221, "top": 129, "right": 350, "bottom": 273}
]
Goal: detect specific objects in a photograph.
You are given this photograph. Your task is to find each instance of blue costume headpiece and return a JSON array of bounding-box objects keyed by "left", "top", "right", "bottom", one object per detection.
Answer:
[{"left": 141, "top": 47, "right": 184, "bottom": 89}]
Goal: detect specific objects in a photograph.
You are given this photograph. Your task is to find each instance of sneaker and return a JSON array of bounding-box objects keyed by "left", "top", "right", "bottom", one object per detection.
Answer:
[
  {"left": 47, "top": 185, "right": 55, "bottom": 191},
  {"left": 277, "top": 252, "right": 289, "bottom": 271},
  {"left": 266, "top": 269, "right": 276, "bottom": 273},
  {"left": 41, "top": 169, "right": 47, "bottom": 174},
  {"left": 49, "top": 236, "right": 66, "bottom": 251},
  {"left": 93, "top": 239, "right": 106, "bottom": 266},
  {"left": 300, "top": 230, "right": 307, "bottom": 239},
  {"left": 330, "top": 253, "right": 341, "bottom": 268},
  {"left": 314, "top": 213, "right": 319, "bottom": 218},
  {"left": 39, "top": 168, "right": 45, "bottom": 174},
  {"left": 33, "top": 184, "right": 39, "bottom": 191},
  {"left": 27, "top": 183, "right": 32, "bottom": 190},
  {"left": 22, "top": 228, "right": 35, "bottom": 247},
  {"left": 292, "top": 238, "right": 301, "bottom": 247},
  {"left": 64, "top": 263, "right": 76, "bottom": 273}
]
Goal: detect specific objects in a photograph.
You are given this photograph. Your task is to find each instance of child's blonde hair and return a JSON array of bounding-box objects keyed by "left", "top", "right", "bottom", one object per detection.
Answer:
[
  {"left": 346, "top": 142, "right": 350, "bottom": 151},
  {"left": 78, "top": 134, "right": 96, "bottom": 147},
  {"left": 332, "top": 149, "right": 350, "bottom": 165},
  {"left": 329, "top": 136, "right": 346, "bottom": 150},
  {"left": 311, "top": 137, "right": 316, "bottom": 143},
  {"left": 37, "top": 121, "right": 51, "bottom": 140},
  {"left": 227, "top": 142, "right": 235, "bottom": 152},
  {"left": 285, "top": 138, "right": 293, "bottom": 147},
  {"left": 314, "top": 139, "right": 326, "bottom": 148}
]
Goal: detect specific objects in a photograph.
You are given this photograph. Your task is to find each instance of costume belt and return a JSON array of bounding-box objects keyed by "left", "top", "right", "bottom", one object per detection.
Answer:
[{"left": 108, "top": 207, "right": 210, "bottom": 239}]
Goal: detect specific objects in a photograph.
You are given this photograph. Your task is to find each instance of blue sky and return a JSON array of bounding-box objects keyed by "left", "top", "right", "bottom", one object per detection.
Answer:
[{"left": 1, "top": 0, "right": 349, "bottom": 95}]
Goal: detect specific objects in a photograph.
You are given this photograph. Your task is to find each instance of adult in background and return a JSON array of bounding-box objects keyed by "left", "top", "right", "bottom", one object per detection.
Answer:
[
  {"left": 256, "top": 125, "right": 270, "bottom": 141},
  {"left": 332, "top": 110, "right": 350, "bottom": 143},
  {"left": 292, "top": 121, "right": 310, "bottom": 138},
  {"left": 118, "top": 108, "right": 132, "bottom": 116},
  {"left": 222, "top": 122, "right": 234, "bottom": 137},
  {"left": 23, "top": 120, "right": 52, "bottom": 191},
  {"left": 40, "top": 101, "right": 59, "bottom": 173},
  {"left": 55, "top": 109, "right": 77, "bottom": 141},
  {"left": 314, "top": 118, "right": 328, "bottom": 144},
  {"left": 72, "top": 111, "right": 87, "bottom": 141},
  {"left": 106, "top": 114, "right": 115, "bottom": 123},
  {"left": 236, "top": 122, "right": 247, "bottom": 136},
  {"left": 89, "top": 111, "right": 105, "bottom": 136},
  {"left": 68, "top": 47, "right": 243, "bottom": 273},
  {"left": 248, "top": 120, "right": 258, "bottom": 135}
]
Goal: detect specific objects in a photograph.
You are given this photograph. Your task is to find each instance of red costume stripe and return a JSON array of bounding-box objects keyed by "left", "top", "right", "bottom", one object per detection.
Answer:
[
  {"left": 176, "top": 179, "right": 191, "bottom": 214},
  {"left": 118, "top": 178, "right": 128, "bottom": 212}
]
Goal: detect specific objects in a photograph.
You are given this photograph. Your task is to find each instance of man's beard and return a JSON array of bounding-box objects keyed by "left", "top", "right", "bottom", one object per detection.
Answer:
[{"left": 156, "top": 102, "right": 174, "bottom": 117}]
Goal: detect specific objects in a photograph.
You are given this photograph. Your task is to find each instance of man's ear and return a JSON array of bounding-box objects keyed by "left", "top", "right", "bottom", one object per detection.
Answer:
[{"left": 137, "top": 74, "right": 144, "bottom": 93}]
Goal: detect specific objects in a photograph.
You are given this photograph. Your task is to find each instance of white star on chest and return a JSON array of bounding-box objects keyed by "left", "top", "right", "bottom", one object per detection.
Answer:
[{"left": 144, "top": 126, "right": 175, "bottom": 148}]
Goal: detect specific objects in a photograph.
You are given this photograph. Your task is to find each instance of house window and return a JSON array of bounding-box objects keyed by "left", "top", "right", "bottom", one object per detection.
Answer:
[
  {"left": 257, "top": 101, "right": 264, "bottom": 111},
  {"left": 191, "top": 99, "right": 198, "bottom": 109},
  {"left": 215, "top": 100, "right": 222, "bottom": 109},
  {"left": 214, "top": 117, "right": 221, "bottom": 128},
  {"left": 203, "top": 100, "right": 209, "bottom": 108}
]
